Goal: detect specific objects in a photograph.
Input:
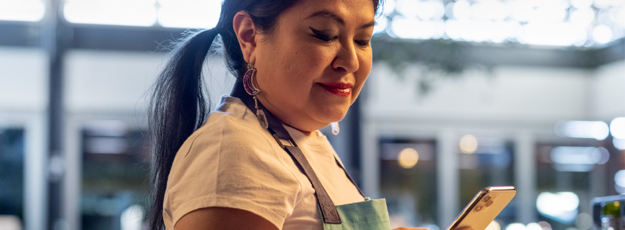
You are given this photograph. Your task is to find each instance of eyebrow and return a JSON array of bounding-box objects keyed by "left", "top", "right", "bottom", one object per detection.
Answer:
[{"left": 306, "top": 10, "right": 376, "bottom": 29}]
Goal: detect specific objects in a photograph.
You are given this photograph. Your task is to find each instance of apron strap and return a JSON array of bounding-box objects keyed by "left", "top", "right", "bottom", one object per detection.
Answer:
[
  {"left": 232, "top": 81, "right": 342, "bottom": 224},
  {"left": 285, "top": 146, "right": 342, "bottom": 224}
]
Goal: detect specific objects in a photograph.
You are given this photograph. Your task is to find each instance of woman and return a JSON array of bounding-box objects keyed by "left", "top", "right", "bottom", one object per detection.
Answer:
[{"left": 148, "top": 0, "right": 425, "bottom": 229}]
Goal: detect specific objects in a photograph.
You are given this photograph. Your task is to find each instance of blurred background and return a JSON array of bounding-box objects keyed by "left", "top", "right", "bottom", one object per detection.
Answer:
[{"left": 1, "top": 0, "right": 625, "bottom": 229}]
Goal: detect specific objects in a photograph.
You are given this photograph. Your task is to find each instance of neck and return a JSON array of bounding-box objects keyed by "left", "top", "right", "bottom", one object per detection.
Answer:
[{"left": 284, "top": 123, "right": 313, "bottom": 136}]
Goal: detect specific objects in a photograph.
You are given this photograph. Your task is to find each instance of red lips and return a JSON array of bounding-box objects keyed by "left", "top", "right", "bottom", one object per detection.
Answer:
[{"left": 318, "top": 82, "right": 353, "bottom": 97}]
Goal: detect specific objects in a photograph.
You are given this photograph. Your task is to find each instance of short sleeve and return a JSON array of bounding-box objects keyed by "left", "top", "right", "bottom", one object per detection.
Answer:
[{"left": 164, "top": 114, "right": 302, "bottom": 229}]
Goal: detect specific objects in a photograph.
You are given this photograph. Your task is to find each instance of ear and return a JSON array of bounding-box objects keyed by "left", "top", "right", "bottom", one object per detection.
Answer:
[{"left": 233, "top": 11, "right": 258, "bottom": 64}]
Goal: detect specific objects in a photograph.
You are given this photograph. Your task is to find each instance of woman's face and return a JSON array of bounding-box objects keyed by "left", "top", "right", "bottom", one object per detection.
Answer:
[{"left": 252, "top": 0, "right": 375, "bottom": 133}]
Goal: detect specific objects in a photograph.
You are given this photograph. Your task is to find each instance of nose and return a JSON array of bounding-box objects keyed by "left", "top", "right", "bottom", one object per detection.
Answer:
[{"left": 331, "top": 42, "right": 359, "bottom": 73}]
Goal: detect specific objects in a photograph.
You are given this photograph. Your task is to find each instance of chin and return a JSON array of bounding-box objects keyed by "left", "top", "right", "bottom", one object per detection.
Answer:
[
  {"left": 317, "top": 109, "right": 348, "bottom": 125},
  {"left": 308, "top": 104, "right": 351, "bottom": 129}
]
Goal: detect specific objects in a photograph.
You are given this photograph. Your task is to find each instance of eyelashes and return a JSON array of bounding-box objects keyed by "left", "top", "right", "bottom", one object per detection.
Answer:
[
  {"left": 309, "top": 27, "right": 371, "bottom": 47},
  {"left": 310, "top": 27, "right": 338, "bottom": 42},
  {"left": 355, "top": 39, "right": 370, "bottom": 47}
]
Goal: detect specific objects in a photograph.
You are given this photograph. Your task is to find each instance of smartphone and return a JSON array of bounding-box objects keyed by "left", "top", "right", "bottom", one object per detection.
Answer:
[{"left": 447, "top": 186, "right": 516, "bottom": 230}]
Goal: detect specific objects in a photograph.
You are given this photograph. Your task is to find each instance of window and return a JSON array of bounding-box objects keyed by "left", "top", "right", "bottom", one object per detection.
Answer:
[
  {"left": 80, "top": 121, "right": 149, "bottom": 230},
  {"left": 64, "top": 0, "right": 157, "bottom": 27},
  {"left": 534, "top": 141, "right": 608, "bottom": 230},
  {"left": 380, "top": 138, "right": 438, "bottom": 229},
  {"left": 62, "top": 0, "right": 223, "bottom": 28},
  {"left": 458, "top": 136, "right": 516, "bottom": 229},
  {"left": 0, "top": 128, "right": 25, "bottom": 229},
  {"left": 0, "top": 0, "right": 45, "bottom": 22}
]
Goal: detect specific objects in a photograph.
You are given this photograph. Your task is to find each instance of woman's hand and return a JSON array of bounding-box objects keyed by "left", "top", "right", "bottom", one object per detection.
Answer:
[{"left": 392, "top": 227, "right": 473, "bottom": 230}]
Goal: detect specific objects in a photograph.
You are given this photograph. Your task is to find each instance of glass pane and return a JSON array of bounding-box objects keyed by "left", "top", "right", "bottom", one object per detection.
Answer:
[
  {"left": 380, "top": 138, "right": 438, "bottom": 229},
  {"left": 80, "top": 121, "right": 149, "bottom": 230},
  {"left": 458, "top": 136, "right": 516, "bottom": 229},
  {"left": 535, "top": 141, "right": 607, "bottom": 230},
  {"left": 64, "top": 0, "right": 157, "bottom": 26},
  {"left": 0, "top": 128, "right": 25, "bottom": 229},
  {"left": 0, "top": 0, "right": 45, "bottom": 22},
  {"left": 158, "top": 0, "right": 221, "bottom": 29}
]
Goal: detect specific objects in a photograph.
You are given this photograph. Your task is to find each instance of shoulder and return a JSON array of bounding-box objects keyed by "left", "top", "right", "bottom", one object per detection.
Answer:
[
  {"left": 164, "top": 96, "right": 303, "bottom": 228},
  {"left": 169, "top": 97, "right": 298, "bottom": 187},
  {"left": 175, "top": 96, "right": 274, "bottom": 163}
]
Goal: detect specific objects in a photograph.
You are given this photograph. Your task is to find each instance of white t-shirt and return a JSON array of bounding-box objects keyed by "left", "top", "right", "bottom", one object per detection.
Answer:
[{"left": 163, "top": 96, "right": 364, "bottom": 230}]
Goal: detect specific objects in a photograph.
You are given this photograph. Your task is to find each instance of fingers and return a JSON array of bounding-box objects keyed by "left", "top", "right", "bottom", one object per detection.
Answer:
[
  {"left": 392, "top": 226, "right": 473, "bottom": 230},
  {"left": 392, "top": 228, "right": 430, "bottom": 230},
  {"left": 453, "top": 227, "right": 474, "bottom": 230}
]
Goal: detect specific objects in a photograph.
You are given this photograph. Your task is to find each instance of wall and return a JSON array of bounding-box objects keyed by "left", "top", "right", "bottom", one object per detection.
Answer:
[
  {"left": 0, "top": 47, "right": 606, "bottom": 126},
  {"left": 364, "top": 63, "right": 594, "bottom": 133},
  {"left": 591, "top": 59, "right": 625, "bottom": 121},
  {"left": 0, "top": 47, "right": 47, "bottom": 113}
]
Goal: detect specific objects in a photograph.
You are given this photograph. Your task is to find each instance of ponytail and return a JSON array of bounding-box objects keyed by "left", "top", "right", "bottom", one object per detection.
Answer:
[{"left": 147, "top": 28, "right": 219, "bottom": 230}]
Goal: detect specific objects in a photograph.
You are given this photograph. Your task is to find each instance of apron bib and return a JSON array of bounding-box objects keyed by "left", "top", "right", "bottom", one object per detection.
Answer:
[
  {"left": 232, "top": 82, "right": 391, "bottom": 230},
  {"left": 323, "top": 198, "right": 391, "bottom": 230}
]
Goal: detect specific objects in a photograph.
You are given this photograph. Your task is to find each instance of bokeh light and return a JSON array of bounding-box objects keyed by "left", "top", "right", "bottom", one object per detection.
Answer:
[
  {"left": 375, "top": 0, "right": 625, "bottom": 46},
  {"left": 613, "top": 138, "right": 625, "bottom": 150},
  {"left": 485, "top": 220, "right": 501, "bottom": 230},
  {"left": 505, "top": 223, "right": 526, "bottom": 230},
  {"left": 536, "top": 192, "right": 579, "bottom": 223},
  {"left": 459, "top": 134, "right": 478, "bottom": 154},
  {"left": 120, "top": 204, "right": 144, "bottom": 230},
  {"left": 1, "top": 0, "right": 617, "bottom": 46},
  {"left": 398, "top": 148, "right": 419, "bottom": 169},
  {"left": 610, "top": 117, "right": 625, "bottom": 139},
  {"left": 525, "top": 223, "right": 542, "bottom": 230},
  {"left": 555, "top": 120, "right": 609, "bottom": 140},
  {"left": 572, "top": 0, "right": 594, "bottom": 9},
  {"left": 614, "top": 170, "right": 625, "bottom": 188},
  {"left": 593, "top": 24, "right": 614, "bottom": 44},
  {"left": 538, "top": 221, "right": 553, "bottom": 230},
  {"left": 575, "top": 213, "right": 593, "bottom": 230}
]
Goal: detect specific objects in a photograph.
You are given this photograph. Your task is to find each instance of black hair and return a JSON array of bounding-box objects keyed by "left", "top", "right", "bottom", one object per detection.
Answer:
[{"left": 148, "top": 0, "right": 381, "bottom": 229}]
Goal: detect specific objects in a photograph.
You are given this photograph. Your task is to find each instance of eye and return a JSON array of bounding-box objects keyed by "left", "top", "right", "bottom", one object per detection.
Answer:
[
  {"left": 310, "top": 27, "right": 338, "bottom": 42},
  {"left": 355, "top": 39, "right": 371, "bottom": 47}
]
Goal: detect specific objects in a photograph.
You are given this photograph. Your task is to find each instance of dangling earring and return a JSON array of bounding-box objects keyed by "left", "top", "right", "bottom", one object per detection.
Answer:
[
  {"left": 331, "top": 122, "right": 340, "bottom": 135},
  {"left": 243, "top": 63, "right": 268, "bottom": 129}
]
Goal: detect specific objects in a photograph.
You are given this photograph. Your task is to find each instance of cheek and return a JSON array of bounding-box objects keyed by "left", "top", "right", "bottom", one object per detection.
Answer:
[
  {"left": 257, "top": 49, "right": 317, "bottom": 104},
  {"left": 294, "top": 45, "right": 332, "bottom": 73},
  {"left": 282, "top": 47, "right": 331, "bottom": 86}
]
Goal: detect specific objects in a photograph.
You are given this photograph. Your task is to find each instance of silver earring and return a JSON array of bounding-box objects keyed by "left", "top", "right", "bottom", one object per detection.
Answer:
[
  {"left": 243, "top": 63, "right": 268, "bottom": 129},
  {"left": 331, "top": 122, "right": 340, "bottom": 135}
]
